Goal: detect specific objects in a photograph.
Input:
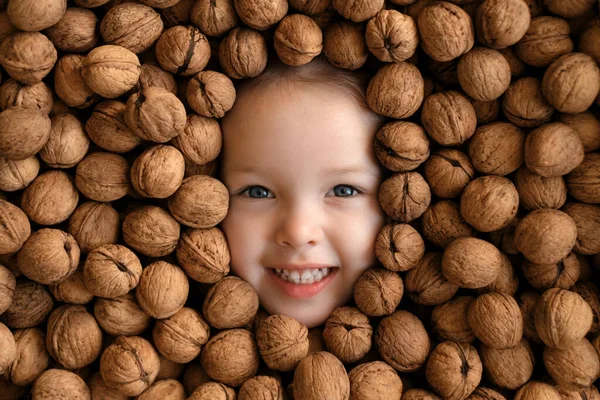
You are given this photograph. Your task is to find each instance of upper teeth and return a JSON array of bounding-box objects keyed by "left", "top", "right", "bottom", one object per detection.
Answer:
[{"left": 274, "top": 268, "right": 331, "bottom": 284}]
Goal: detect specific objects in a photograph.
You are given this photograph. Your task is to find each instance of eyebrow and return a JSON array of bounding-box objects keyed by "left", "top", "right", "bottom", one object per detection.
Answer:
[{"left": 229, "top": 165, "right": 380, "bottom": 177}]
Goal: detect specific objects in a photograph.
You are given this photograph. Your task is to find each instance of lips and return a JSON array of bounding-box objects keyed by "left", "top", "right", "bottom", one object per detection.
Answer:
[{"left": 266, "top": 264, "right": 338, "bottom": 299}]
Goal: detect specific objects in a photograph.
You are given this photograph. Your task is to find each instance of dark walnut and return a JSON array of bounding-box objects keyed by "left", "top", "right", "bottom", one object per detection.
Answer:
[
  {"left": 521, "top": 251, "right": 580, "bottom": 290},
  {"left": 559, "top": 111, "right": 600, "bottom": 153},
  {"left": 100, "top": 2, "right": 163, "bottom": 54},
  {"left": 155, "top": 26, "right": 211, "bottom": 76},
  {"left": 378, "top": 172, "right": 431, "bottom": 223},
  {"left": 424, "top": 149, "right": 474, "bottom": 199},
  {"left": 468, "top": 122, "right": 525, "bottom": 176},
  {"left": 421, "top": 200, "right": 476, "bottom": 248},
  {"left": 502, "top": 77, "right": 554, "bottom": 128},
  {"left": 374, "top": 222, "right": 425, "bottom": 272},
  {"left": 374, "top": 121, "right": 430, "bottom": 172},
  {"left": 515, "top": 165, "right": 567, "bottom": 210},
  {"left": 544, "top": 0, "right": 596, "bottom": 18},
  {"left": 44, "top": 7, "right": 99, "bottom": 53},
  {"left": 567, "top": 153, "right": 600, "bottom": 204},
  {"left": 0, "top": 200, "right": 30, "bottom": 255},
  {"left": 562, "top": 202, "right": 600, "bottom": 255},
  {"left": 405, "top": 252, "right": 458, "bottom": 306},
  {"left": 431, "top": 296, "right": 476, "bottom": 343},
  {"left": 0, "top": 280, "right": 54, "bottom": 329}
]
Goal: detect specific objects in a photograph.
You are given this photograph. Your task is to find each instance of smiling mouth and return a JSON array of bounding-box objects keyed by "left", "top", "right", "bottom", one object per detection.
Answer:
[{"left": 271, "top": 267, "right": 332, "bottom": 284}]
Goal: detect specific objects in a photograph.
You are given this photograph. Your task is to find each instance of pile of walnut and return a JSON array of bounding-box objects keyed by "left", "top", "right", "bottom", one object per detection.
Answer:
[{"left": 0, "top": 0, "right": 600, "bottom": 399}]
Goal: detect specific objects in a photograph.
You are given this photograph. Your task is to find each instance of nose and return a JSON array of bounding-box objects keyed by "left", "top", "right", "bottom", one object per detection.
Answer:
[{"left": 275, "top": 201, "right": 324, "bottom": 249}]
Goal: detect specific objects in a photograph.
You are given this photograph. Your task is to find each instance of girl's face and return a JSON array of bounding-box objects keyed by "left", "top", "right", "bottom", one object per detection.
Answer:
[{"left": 219, "top": 82, "right": 386, "bottom": 328}]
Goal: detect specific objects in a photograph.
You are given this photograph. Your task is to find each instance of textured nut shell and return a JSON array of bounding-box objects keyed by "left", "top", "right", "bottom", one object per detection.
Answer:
[
  {"left": 100, "top": 3, "right": 163, "bottom": 54},
  {"left": 374, "top": 121, "right": 430, "bottom": 172},
  {"left": 203, "top": 276, "right": 258, "bottom": 329},
  {"left": 256, "top": 314, "right": 309, "bottom": 371},
  {"left": 32, "top": 369, "right": 90, "bottom": 400},
  {"left": 122, "top": 205, "right": 180, "bottom": 257},
  {"left": 348, "top": 361, "right": 402, "bottom": 400},
  {"left": 44, "top": 7, "right": 99, "bottom": 53},
  {"left": 40, "top": 113, "right": 90, "bottom": 168},
  {"left": 479, "top": 339, "right": 534, "bottom": 390},
  {"left": 556, "top": 385, "right": 600, "bottom": 400},
  {"left": 136, "top": 379, "right": 186, "bottom": 400},
  {"left": 580, "top": 24, "right": 600, "bottom": 65},
  {"left": 191, "top": 0, "right": 238, "bottom": 37},
  {"left": 323, "top": 307, "right": 372, "bottom": 363},
  {"left": 46, "top": 305, "right": 103, "bottom": 369},
  {"left": 0, "top": 280, "right": 54, "bottom": 329},
  {"left": 544, "top": 0, "right": 596, "bottom": 18},
  {"left": 0, "top": 321, "right": 16, "bottom": 375},
  {"left": 354, "top": 268, "right": 403, "bottom": 316},
  {"left": 94, "top": 293, "right": 152, "bottom": 336},
  {"left": 0, "top": 79, "right": 53, "bottom": 114},
  {"left": 421, "top": 91, "right": 477, "bottom": 146},
  {"left": 515, "top": 209, "right": 577, "bottom": 264},
  {"left": 519, "top": 292, "right": 542, "bottom": 344},
  {"left": 0, "top": 106, "right": 51, "bottom": 160},
  {"left": 502, "top": 77, "right": 554, "bottom": 128},
  {"left": 418, "top": 2, "right": 474, "bottom": 62},
  {"left": 0, "top": 200, "right": 30, "bottom": 255},
  {"left": 458, "top": 47, "right": 511, "bottom": 101},
  {"left": 544, "top": 338, "right": 600, "bottom": 389},
  {"left": 17, "top": 228, "right": 79, "bottom": 285},
  {"left": 7, "top": 0, "right": 66, "bottom": 31},
  {"left": 332, "top": 0, "right": 384, "bottom": 22},
  {"left": 219, "top": 27, "right": 268, "bottom": 79},
  {"left": 156, "top": 26, "right": 211, "bottom": 76},
  {"left": 234, "top": 0, "right": 287, "bottom": 30},
  {"left": 541, "top": 53, "right": 600, "bottom": 114},
  {"left": 375, "top": 222, "right": 424, "bottom": 272},
  {"left": 171, "top": 114, "right": 222, "bottom": 165},
  {"left": 238, "top": 375, "right": 285, "bottom": 400},
  {"left": 168, "top": 175, "right": 229, "bottom": 228},
  {"left": 21, "top": 170, "right": 79, "bottom": 225},
  {"left": 366, "top": 10, "right": 418, "bottom": 63},
  {"left": 515, "top": 16, "right": 574, "bottom": 67},
  {"left": 405, "top": 252, "right": 459, "bottom": 306},
  {"left": 471, "top": 98, "right": 500, "bottom": 125},
  {"left": 292, "top": 351, "right": 350, "bottom": 400},
  {"left": 378, "top": 172, "right": 431, "bottom": 223},
  {"left": 189, "top": 382, "right": 237, "bottom": 400},
  {"left": 0, "top": 156, "right": 38, "bottom": 191},
  {"left": 563, "top": 202, "right": 600, "bottom": 255},
  {"left": 477, "top": 252, "right": 519, "bottom": 296},
  {"left": 133, "top": 63, "right": 178, "bottom": 95},
  {"left": 85, "top": 100, "right": 141, "bottom": 153},
  {"left": 424, "top": 149, "right": 474, "bottom": 198},
  {"left": 100, "top": 336, "right": 161, "bottom": 397},
  {"left": 68, "top": 201, "right": 120, "bottom": 254},
  {"left": 153, "top": 307, "right": 210, "bottom": 364},
  {"left": 323, "top": 20, "right": 368, "bottom": 70},
  {"left": 467, "top": 292, "right": 523, "bottom": 349},
  {"left": 186, "top": 71, "right": 235, "bottom": 119},
  {"left": 366, "top": 62, "right": 424, "bottom": 119},
  {"left": 49, "top": 269, "right": 94, "bottom": 305},
  {"left": 5, "top": 327, "right": 49, "bottom": 386},
  {"left": 421, "top": 200, "right": 476, "bottom": 248},
  {"left": 76, "top": 152, "right": 130, "bottom": 202},
  {"left": 175, "top": 227, "right": 230, "bottom": 284},
  {"left": 442, "top": 237, "right": 502, "bottom": 289},
  {"left": 83, "top": 244, "right": 142, "bottom": 298},
  {"left": 131, "top": 145, "right": 185, "bottom": 199},
  {"left": 515, "top": 166, "right": 567, "bottom": 210},
  {"left": 522, "top": 252, "right": 580, "bottom": 290},
  {"left": 567, "top": 153, "right": 600, "bottom": 203},
  {"left": 572, "top": 281, "right": 600, "bottom": 334},
  {"left": 432, "top": 296, "right": 476, "bottom": 343},
  {"left": 201, "top": 328, "right": 260, "bottom": 387},
  {"left": 525, "top": 123, "right": 584, "bottom": 178},
  {"left": 515, "top": 381, "right": 561, "bottom": 400},
  {"left": 274, "top": 14, "right": 323, "bottom": 66},
  {"left": 0, "top": 32, "right": 57, "bottom": 85},
  {"left": 425, "top": 341, "right": 482, "bottom": 400},
  {"left": 375, "top": 310, "right": 431, "bottom": 372},
  {"left": 0, "top": 264, "right": 15, "bottom": 314},
  {"left": 136, "top": 261, "right": 189, "bottom": 319},
  {"left": 559, "top": 112, "right": 600, "bottom": 153},
  {"left": 82, "top": 45, "right": 141, "bottom": 99},
  {"left": 476, "top": 0, "right": 530, "bottom": 49}
]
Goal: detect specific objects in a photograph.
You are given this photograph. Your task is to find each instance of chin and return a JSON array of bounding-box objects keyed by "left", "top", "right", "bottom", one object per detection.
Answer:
[{"left": 262, "top": 301, "right": 334, "bottom": 329}]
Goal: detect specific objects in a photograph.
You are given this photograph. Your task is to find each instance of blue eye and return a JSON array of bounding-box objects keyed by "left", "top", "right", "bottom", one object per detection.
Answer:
[
  {"left": 242, "top": 185, "right": 271, "bottom": 198},
  {"left": 333, "top": 185, "right": 359, "bottom": 197}
]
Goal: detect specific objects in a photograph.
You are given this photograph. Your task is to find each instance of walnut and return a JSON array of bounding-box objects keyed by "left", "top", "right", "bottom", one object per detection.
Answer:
[
  {"left": 132, "top": 63, "right": 178, "bottom": 96},
  {"left": 0, "top": 264, "right": 15, "bottom": 314},
  {"left": 475, "top": 0, "right": 530, "bottom": 49},
  {"left": 131, "top": 145, "right": 185, "bottom": 199},
  {"left": 322, "top": 307, "right": 372, "bottom": 363},
  {"left": 405, "top": 252, "right": 458, "bottom": 305},
  {"left": 83, "top": 244, "right": 142, "bottom": 298},
  {"left": 421, "top": 200, "right": 476, "bottom": 248},
  {"left": 168, "top": 175, "right": 229, "bottom": 228},
  {"left": 502, "top": 78, "right": 554, "bottom": 128},
  {"left": 238, "top": 375, "right": 285, "bottom": 400},
  {"left": 542, "top": 53, "right": 600, "bottom": 114},
  {"left": 375, "top": 310, "right": 431, "bottom": 372},
  {"left": 425, "top": 341, "right": 482, "bottom": 400},
  {"left": 46, "top": 305, "right": 103, "bottom": 369},
  {"left": 403, "top": 389, "right": 443, "bottom": 400},
  {"left": 125, "top": 86, "right": 186, "bottom": 143},
  {"left": 572, "top": 281, "right": 600, "bottom": 334},
  {"left": 0, "top": 280, "right": 54, "bottom": 329},
  {"left": 0, "top": 106, "right": 51, "bottom": 160},
  {"left": 559, "top": 112, "right": 600, "bottom": 153},
  {"left": 44, "top": 7, "right": 99, "bottom": 53},
  {"left": 477, "top": 252, "right": 519, "bottom": 296},
  {"left": 175, "top": 227, "right": 230, "bottom": 284},
  {"left": 256, "top": 314, "right": 309, "bottom": 371},
  {"left": 0, "top": 11, "right": 17, "bottom": 43},
  {"left": 201, "top": 328, "right": 260, "bottom": 387},
  {"left": 470, "top": 98, "right": 500, "bottom": 125},
  {"left": 0, "top": 32, "right": 57, "bottom": 85},
  {"left": 518, "top": 292, "right": 542, "bottom": 344},
  {"left": 515, "top": 166, "right": 567, "bottom": 210},
  {"left": 5, "top": 327, "right": 49, "bottom": 386},
  {"left": 348, "top": 361, "right": 402, "bottom": 400},
  {"left": 421, "top": 91, "right": 477, "bottom": 146},
  {"left": 289, "top": 0, "right": 331, "bottom": 15},
  {"left": 442, "top": 237, "right": 502, "bottom": 289},
  {"left": 563, "top": 202, "right": 600, "bottom": 255},
  {"left": 292, "top": 351, "right": 350, "bottom": 400},
  {"left": 524, "top": 122, "right": 584, "bottom": 177},
  {"left": 0, "top": 156, "right": 39, "bottom": 192},
  {"left": 424, "top": 149, "right": 474, "bottom": 199},
  {"left": 567, "top": 153, "right": 600, "bottom": 204},
  {"left": 171, "top": 118, "right": 222, "bottom": 173},
  {"left": 94, "top": 293, "right": 152, "bottom": 336},
  {"left": 153, "top": 307, "right": 210, "bottom": 363},
  {"left": 323, "top": 20, "right": 368, "bottom": 70},
  {"left": 49, "top": 269, "right": 94, "bottom": 305},
  {"left": 186, "top": 71, "right": 235, "bottom": 119},
  {"left": 156, "top": 355, "right": 184, "bottom": 381},
  {"left": 332, "top": 0, "right": 384, "bottom": 22},
  {"left": 7, "top": 0, "right": 66, "bottom": 31},
  {"left": 219, "top": 27, "right": 268, "bottom": 79},
  {"left": 0, "top": 321, "right": 16, "bottom": 376},
  {"left": 155, "top": 26, "right": 211, "bottom": 76},
  {"left": 467, "top": 292, "right": 523, "bottom": 349},
  {"left": 580, "top": 24, "right": 600, "bottom": 65},
  {"left": 76, "top": 152, "right": 130, "bottom": 202},
  {"left": 375, "top": 222, "right": 424, "bottom": 272},
  {"left": 0, "top": 79, "right": 53, "bottom": 114},
  {"left": 374, "top": 121, "right": 430, "bottom": 172},
  {"left": 366, "top": 9, "right": 418, "bottom": 63},
  {"left": 40, "top": 113, "right": 90, "bottom": 168},
  {"left": 499, "top": 46, "right": 527, "bottom": 78},
  {"left": 544, "top": 338, "right": 600, "bottom": 389},
  {"left": 82, "top": 44, "right": 141, "bottom": 99},
  {"left": 522, "top": 252, "right": 580, "bottom": 290},
  {"left": 100, "top": 3, "right": 163, "bottom": 54},
  {"left": 515, "top": 209, "right": 578, "bottom": 264},
  {"left": 190, "top": 0, "right": 238, "bottom": 37},
  {"left": 182, "top": 363, "right": 212, "bottom": 395},
  {"left": 431, "top": 296, "right": 476, "bottom": 343},
  {"left": 535, "top": 288, "right": 593, "bottom": 348},
  {"left": 203, "top": 276, "right": 259, "bottom": 329},
  {"left": 378, "top": 172, "right": 431, "bottom": 223},
  {"left": 68, "top": 201, "right": 120, "bottom": 254},
  {"left": 234, "top": 0, "right": 287, "bottom": 30},
  {"left": 461, "top": 176, "right": 519, "bottom": 232},
  {"left": 136, "top": 261, "right": 189, "bottom": 319},
  {"left": 556, "top": 385, "right": 600, "bottom": 400},
  {"left": 274, "top": 14, "right": 322, "bottom": 66},
  {"left": 100, "top": 336, "right": 161, "bottom": 397},
  {"left": 85, "top": 100, "right": 140, "bottom": 153},
  {"left": 417, "top": 2, "right": 473, "bottom": 62},
  {"left": 515, "top": 381, "right": 562, "bottom": 400},
  {"left": 189, "top": 382, "right": 237, "bottom": 400},
  {"left": 479, "top": 339, "right": 534, "bottom": 390},
  {"left": 53, "top": 55, "right": 98, "bottom": 109},
  {"left": 32, "top": 369, "right": 90, "bottom": 399},
  {"left": 122, "top": 205, "right": 180, "bottom": 257},
  {"left": 515, "top": 16, "right": 574, "bottom": 67},
  {"left": 469, "top": 123, "right": 525, "bottom": 176},
  {"left": 366, "top": 62, "right": 424, "bottom": 119},
  {"left": 544, "top": 0, "right": 597, "bottom": 18},
  {"left": 458, "top": 47, "right": 511, "bottom": 101},
  {"left": 74, "top": 0, "right": 111, "bottom": 7},
  {"left": 136, "top": 379, "right": 186, "bottom": 400},
  {"left": 21, "top": 170, "right": 79, "bottom": 225}
]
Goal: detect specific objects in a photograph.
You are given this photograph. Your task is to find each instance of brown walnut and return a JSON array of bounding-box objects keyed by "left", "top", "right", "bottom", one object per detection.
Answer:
[
  {"left": 374, "top": 222, "right": 424, "bottom": 272},
  {"left": 524, "top": 122, "right": 584, "bottom": 177},
  {"left": 136, "top": 261, "right": 189, "bottom": 319},
  {"left": 274, "top": 14, "right": 323, "bottom": 67},
  {"left": 475, "top": 0, "right": 530, "bottom": 49},
  {"left": 562, "top": 202, "right": 600, "bottom": 255},
  {"left": 292, "top": 351, "right": 350, "bottom": 400},
  {"left": 442, "top": 237, "right": 502, "bottom": 289},
  {"left": 234, "top": 0, "right": 288, "bottom": 30},
  {"left": 366, "top": 9, "right": 418, "bottom": 63},
  {"left": 323, "top": 307, "right": 372, "bottom": 363},
  {"left": 405, "top": 252, "right": 458, "bottom": 306},
  {"left": 544, "top": 0, "right": 596, "bottom": 18},
  {"left": 0, "top": 280, "right": 54, "bottom": 329},
  {"left": 75, "top": 152, "right": 130, "bottom": 202},
  {"left": 256, "top": 314, "right": 309, "bottom": 372},
  {"left": 5, "top": 327, "right": 49, "bottom": 386},
  {"left": 567, "top": 153, "right": 600, "bottom": 204},
  {"left": 515, "top": 381, "right": 562, "bottom": 400},
  {"left": 44, "top": 7, "right": 99, "bottom": 53},
  {"left": 83, "top": 243, "right": 142, "bottom": 299},
  {"left": 186, "top": 71, "right": 236, "bottom": 119},
  {"left": 168, "top": 175, "right": 229, "bottom": 228},
  {"left": 40, "top": 113, "right": 90, "bottom": 168},
  {"left": 85, "top": 100, "right": 141, "bottom": 153},
  {"left": 0, "top": 106, "right": 51, "bottom": 160},
  {"left": 68, "top": 201, "right": 120, "bottom": 254},
  {"left": 543, "top": 338, "right": 600, "bottom": 389},
  {"left": 431, "top": 296, "right": 476, "bottom": 343},
  {"left": 424, "top": 149, "right": 474, "bottom": 199},
  {"left": 502, "top": 77, "right": 554, "bottom": 128},
  {"left": 421, "top": 200, "right": 476, "bottom": 248},
  {"left": 348, "top": 361, "right": 403, "bottom": 400},
  {"left": 0, "top": 201, "right": 30, "bottom": 256},
  {"left": 515, "top": 166, "right": 567, "bottom": 210},
  {"left": 323, "top": 20, "right": 368, "bottom": 70},
  {"left": 468, "top": 292, "right": 523, "bottom": 349},
  {"left": 100, "top": 2, "right": 163, "bottom": 54},
  {"left": 468, "top": 122, "right": 525, "bottom": 176},
  {"left": 172, "top": 114, "right": 222, "bottom": 168},
  {"left": 32, "top": 369, "right": 90, "bottom": 400},
  {"left": 21, "top": 170, "right": 79, "bottom": 226},
  {"left": 175, "top": 227, "right": 230, "bottom": 284},
  {"left": 156, "top": 26, "right": 211, "bottom": 76},
  {"left": 49, "top": 269, "right": 94, "bottom": 305},
  {"left": 131, "top": 145, "right": 185, "bottom": 199},
  {"left": 522, "top": 251, "right": 580, "bottom": 290},
  {"left": 421, "top": 91, "right": 477, "bottom": 146},
  {"left": 82, "top": 45, "right": 141, "bottom": 99},
  {"left": 153, "top": 307, "right": 210, "bottom": 364},
  {"left": 0, "top": 32, "right": 57, "bottom": 85},
  {"left": 190, "top": 0, "right": 238, "bottom": 37},
  {"left": 559, "top": 111, "right": 600, "bottom": 153},
  {"left": 458, "top": 47, "right": 511, "bottom": 101},
  {"left": 122, "top": 205, "right": 180, "bottom": 257},
  {"left": 203, "top": 276, "right": 259, "bottom": 329},
  {"left": 515, "top": 16, "right": 574, "bottom": 67},
  {"left": 94, "top": 293, "right": 152, "bottom": 336},
  {"left": 479, "top": 339, "right": 534, "bottom": 390},
  {"left": 0, "top": 157, "right": 39, "bottom": 192},
  {"left": 0, "top": 264, "right": 15, "bottom": 314},
  {"left": 378, "top": 172, "right": 431, "bottom": 223},
  {"left": 219, "top": 27, "right": 268, "bottom": 79},
  {"left": 54, "top": 54, "right": 99, "bottom": 109},
  {"left": 0, "top": 79, "right": 53, "bottom": 114},
  {"left": 374, "top": 121, "right": 430, "bottom": 172}
]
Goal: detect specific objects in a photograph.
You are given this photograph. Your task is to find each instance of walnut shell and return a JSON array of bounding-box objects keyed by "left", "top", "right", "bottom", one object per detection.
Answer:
[
  {"left": 541, "top": 53, "right": 600, "bottom": 114},
  {"left": 0, "top": 200, "right": 30, "bottom": 255},
  {"left": 562, "top": 202, "right": 600, "bottom": 255},
  {"left": 40, "top": 113, "right": 90, "bottom": 168},
  {"left": 332, "top": 0, "right": 384, "bottom": 22},
  {"left": 68, "top": 201, "right": 120, "bottom": 254},
  {"left": 46, "top": 304, "right": 103, "bottom": 369},
  {"left": 515, "top": 166, "right": 567, "bottom": 210},
  {"left": 168, "top": 175, "right": 229, "bottom": 228},
  {"left": 171, "top": 115, "right": 222, "bottom": 167},
  {"left": 156, "top": 355, "right": 185, "bottom": 381},
  {"left": 203, "top": 276, "right": 259, "bottom": 329},
  {"left": 17, "top": 228, "right": 79, "bottom": 286},
  {"left": 130, "top": 145, "right": 185, "bottom": 199},
  {"left": 131, "top": 63, "right": 178, "bottom": 96},
  {"left": 82, "top": 45, "right": 141, "bottom": 99},
  {"left": 136, "top": 379, "right": 186, "bottom": 400},
  {"left": 572, "top": 281, "right": 600, "bottom": 334},
  {"left": 0, "top": 321, "right": 16, "bottom": 375},
  {"left": 366, "top": 61, "right": 424, "bottom": 119},
  {"left": 467, "top": 292, "right": 523, "bottom": 349},
  {"left": 153, "top": 307, "right": 210, "bottom": 364},
  {"left": 289, "top": 0, "right": 331, "bottom": 15},
  {"left": 374, "top": 222, "right": 424, "bottom": 272},
  {"left": 479, "top": 339, "right": 534, "bottom": 390},
  {"left": 470, "top": 98, "right": 500, "bottom": 125},
  {"left": 442, "top": 237, "right": 502, "bottom": 289},
  {"left": 189, "top": 382, "right": 237, "bottom": 400},
  {"left": 122, "top": 205, "right": 180, "bottom": 257},
  {"left": 525, "top": 123, "right": 585, "bottom": 178},
  {"left": 0, "top": 264, "right": 15, "bottom": 314},
  {"left": 100, "top": 3, "right": 163, "bottom": 54},
  {"left": 378, "top": 172, "right": 431, "bottom": 223},
  {"left": 374, "top": 121, "right": 430, "bottom": 172},
  {"left": 499, "top": 46, "right": 527, "bottom": 78},
  {"left": 431, "top": 296, "right": 476, "bottom": 343},
  {"left": 502, "top": 77, "right": 554, "bottom": 128},
  {"left": 7, "top": 0, "right": 66, "bottom": 31},
  {"left": 238, "top": 375, "right": 285, "bottom": 400},
  {"left": 83, "top": 244, "right": 142, "bottom": 298},
  {"left": 190, "top": 0, "right": 238, "bottom": 37},
  {"left": 522, "top": 251, "right": 580, "bottom": 290},
  {"left": 186, "top": 71, "right": 235, "bottom": 119},
  {"left": 234, "top": 0, "right": 287, "bottom": 30},
  {"left": 425, "top": 341, "right": 482, "bottom": 400},
  {"left": 44, "top": 7, "right": 99, "bottom": 53},
  {"left": 366, "top": 9, "right": 418, "bottom": 63},
  {"left": 0, "top": 79, "right": 53, "bottom": 114},
  {"left": 375, "top": 310, "right": 431, "bottom": 372},
  {"left": 556, "top": 384, "right": 600, "bottom": 400},
  {"left": 567, "top": 152, "right": 600, "bottom": 203},
  {"left": 423, "top": 149, "right": 474, "bottom": 199},
  {"left": 518, "top": 292, "right": 542, "bottom": 344},
  {"left": 21, "top": 170, "right": 79, "bottom": 225},
  {"left": 201, "top": 328, "right": 260, "bottom": 387},
  {"left": 49, "top": 269, "right": 94, "bottom": 305},
  {"left": 535, "top": 288, "right": 593, "bottom": 348},
  {"left": 0, "top": 106, "right": 51, "bottom": 160},
  {"left": 515, "top": 209, "right": 577, "bottom": 264},
  {"left": 458, "top": 47, "right": 511, "bottom": 101},
  {"left": 323, "top": 307, "right": 372, "bottom": 363},
  {"left": 292, "top": 351, "right": 350, "bottom": 400},
  {"left": 421, "top": 90, "right": 477, "bottom": 146},
  {"left": 348, "top": 361, "right": 402, "bottom": 400},
  {"left": 559, "top": 112, "right": 600, "bottom": 153},
  {"left": 469, "top": 123, "right": 525, "bottom": 176},
  {"left": 351, "top": 266, "right": 401, "bottom": 317},
  {"left": 418, "top": 1, "right": 474, "bottom": 62},
  {"left": 136, "top": 261, "right": 189, "bottom": 319},
  {"left": 94, "top": 293, "right": 152, "bottom": 336},
  {"left": 544, "top": 338, "right": 600, "bottom": 389},
  {"left": 5, "top": 327, "right": 49, "bottom": 386},
  {"left": 477, "top": 252, "right": 519, "bottom": 296},
  {"left": 405, "top": 252, "right": 459, "bottom": 305},
  {"left": 0, "top": 32, "right": 57, "bottom": 85},
  {"left": 323, "top": 20, "right": 368, "bottom": 70},
  {"left": 85, "top": 100, "right": 141, "bottom": 153},
  {"left": 100, "top": 335, "right": 161, "bottom": 397},
  {"left": 421, "top": 200, "right": 476, "bottom": 248},
  {"left": 32, "top": 369, "right": 90, "bottom": 400},
  {"left": 155, "top": 26, "right": 211, "bottom": 76},
  {"left": 515, "top": 16, "right": 574, "bottom": 67},
  {"left": 544, "top": 0, "right": 597, "bottom": 18},
  {"left": 256, "top": 314, "right": 309, "bottom": 372},
  {"left": 175, "top": 227, "right": 230, "bottom": 284},
  {"left": 515, "top": 381, "right": 562, "bottom": 400},
  {"left": 475, "top": 0, "right": 530, "bottom": 49},
  {"left": 219, "top": 27, "right": 268, "bottom": 79},
  {"left": 0, "top": 280, "right": 54, "bottom": 329},
  {"left": 274, "top": 14, "right": 322, "bottom": 66},
  {"left": 580, "top": 24, "right": 600, "bottom": 65},
  {"left": 76, "top": 152, "right": 130, "bottom": 202}
]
